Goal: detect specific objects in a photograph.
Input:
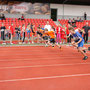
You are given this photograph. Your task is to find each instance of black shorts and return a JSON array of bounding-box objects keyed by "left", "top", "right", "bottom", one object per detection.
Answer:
[
  {"left": 43, "top": 36, "right": 48, "bottom": 40},
  {"left": 1, "top": 31, "right": 5, "bottom": 40},
  {"left": 50, "top": 38, "right": 55, "bottom": 44},
  {"left": 37, "top": 32, "right": 42, "bottom": 37}
]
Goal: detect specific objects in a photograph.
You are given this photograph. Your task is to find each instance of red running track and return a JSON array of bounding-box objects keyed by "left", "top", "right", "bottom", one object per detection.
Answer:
[{"left": 0, "top": 45, "right": 90, "bottom": 90}]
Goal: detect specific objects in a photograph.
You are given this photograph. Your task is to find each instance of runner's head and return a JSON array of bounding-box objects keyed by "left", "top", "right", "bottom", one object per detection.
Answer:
[{"left": 68, "top": 26, "right": 75, "bottom": 34}]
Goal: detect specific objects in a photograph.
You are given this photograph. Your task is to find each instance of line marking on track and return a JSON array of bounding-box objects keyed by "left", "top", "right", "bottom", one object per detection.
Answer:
[
  {"left": 0, "top": 63, "right": 90, "bottom": 69},
  {"left": 0, "top": 57, "right": 85, "bottom": 62},
  {"left": 0, "top": 73, "right": 90, "bottom": 82}
]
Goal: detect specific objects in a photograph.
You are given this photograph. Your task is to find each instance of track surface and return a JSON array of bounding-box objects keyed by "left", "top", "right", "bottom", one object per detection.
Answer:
[{"left": 0, "top": 45, "right": 90, "bottom": 90}]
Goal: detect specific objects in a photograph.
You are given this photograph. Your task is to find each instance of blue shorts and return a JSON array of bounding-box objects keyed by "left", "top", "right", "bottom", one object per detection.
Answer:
[
  {"left": 78, "top": 40, "right": 84, "bottom": 47},
  {"left": 50, "top": 38, "right": 55, "bottom": 44},
  {"left": 27, "top": 30, "right": 31, "bottom": 33}
]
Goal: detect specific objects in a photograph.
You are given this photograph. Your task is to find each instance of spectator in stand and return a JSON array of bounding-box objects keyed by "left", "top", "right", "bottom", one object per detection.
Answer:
[
  {"left": 10, "top": 23, "right": 14, "bottom": 44},
  {"left": 1, "top": 14, "right": 5, "bottom": 20},
  {"left": 72, "top": 23, "right": 76, "bottom": 28},
  {"left": 68, "top": 18, "right": 72, "bottom": 24},
  {"left": 84, "top": 12, "right": 87, "bottom": 20},
  {"left": 82, "top": 22, "right": 90, "bottom": 43},
  {"left": 56, "top": 24, "right": 62, "bottom": 44},
  {"left": 21, "top": 14, "right": 24, "bottom": 20},
  {"left": 79, "top": 18, "right": 83, "bottom": 22},
  {"left": 72, "top": 18, "right": 76, "bottom": 25},
  {"left": 18, "top": 14, "right": 25, "bottom": 20},
  {"left": 44, "top": 21, "right": 51, "bottom": 31},
  {"left": 76, "top": 17, "right": 80, "bottom": 22},
  {"left": 22, "top": 24, "right": 26, "bottom": 44},
  {"left": 0, "top": 23, "right": 6, "bottom": 44}
]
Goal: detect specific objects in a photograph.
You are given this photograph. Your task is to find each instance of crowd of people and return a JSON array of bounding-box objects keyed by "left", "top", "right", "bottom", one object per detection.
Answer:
[
  {"left": 0, "top": 20, "right": 90, "bottom": 45},
  {"left": 68, "top": 17, "right": 83, "bottom": 25}
]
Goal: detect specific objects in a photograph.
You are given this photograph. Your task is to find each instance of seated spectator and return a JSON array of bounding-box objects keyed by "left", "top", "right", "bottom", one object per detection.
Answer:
[
  {"left": 18, "top": 14, "right": 25, "bottom": 20},
  {"left": 72, "top": 18, "right": 76, "bottom": 24},
  {"left": 79, "top": 18, "right": 83, "bottom": 22},
  {"left": 72, "top": 23, "right": 76, "bottom": 27},
  {"left": 76, "top": 17, "right": 80, "bottom": 22},
  {"left": 68, "top": 18, "right": 72, "bottom": 24},
  {"left": 21, "top": 14, "right": 24, "bottom": 20}
]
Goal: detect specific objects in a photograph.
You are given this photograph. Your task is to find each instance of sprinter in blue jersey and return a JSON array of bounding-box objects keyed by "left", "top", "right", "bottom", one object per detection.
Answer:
[{"left": 68, "top": 27, "right": 90, "bottom": 60}]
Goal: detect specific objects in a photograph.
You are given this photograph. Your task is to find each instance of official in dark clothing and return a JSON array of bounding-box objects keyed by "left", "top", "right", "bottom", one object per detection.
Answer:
[
  {"left": 84, "top": 12, "right": 87, "bottom": 20},
  {"left": 82, "top": 22, "right": 90, "bottom": 43}
]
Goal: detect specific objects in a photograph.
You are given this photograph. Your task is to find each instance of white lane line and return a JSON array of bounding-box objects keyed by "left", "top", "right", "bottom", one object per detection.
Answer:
[
  {"left": 0, "top": 56, "right": 85, "bottom": 62},
  {"left": 0, "top": 58, "right": 82, "bottom": 62},
  {"left": 0, "top": 73, "right": 90, "bottom": 82},
  {"left": 0, "top": 63, "right": 90, "bottom": 69}
]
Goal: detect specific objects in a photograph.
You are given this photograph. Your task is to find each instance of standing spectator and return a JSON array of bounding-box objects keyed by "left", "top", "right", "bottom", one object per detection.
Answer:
[
  {"left": 18, "top": 25, "right": 21, "bottom": 44},
  {"left": 0, "top": 23, "right": 6, "bottom": 44},
  {"left": 22, "top": 24, "right": 26, "bottom": 44},
  {"left": 84, "top": 12, "right": 87, "bottom": 20},
  {"left": 2, "top": 14, "right": 5, "bottom": 20},
  {"left": 5, "top": 26, "right": 10, "bottom": 40},
  {"left": 10, "top": 23, "right": 14, "bottom": 44},
  {"left": 15, "top": 26, "right": 19, "bottom": 39},
  {"left": 31, "top": 25, "right": 35, "bottom": 43},
  {"left": 44, "top": 21, "right": 51, "bottom": 31},
  {"left": 56, "top": 24, "right": 62, "bottom": 44},
  {"left": 61, "top": 24, "right": 67, "bottom": 44},
  {"left": 82, "top": 22, "right": 90, "bottom": 43},
  {"left": 66, "top": 24, "right": 73, "bottom": 43},
  {"left": 26, "top": 24, "right": 31, "bottom": 44}
]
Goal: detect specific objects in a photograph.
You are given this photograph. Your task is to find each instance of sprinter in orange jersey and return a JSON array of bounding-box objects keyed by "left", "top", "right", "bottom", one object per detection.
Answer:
[{"left": 44, "top": 29, "right": 61, "bottom": 48}]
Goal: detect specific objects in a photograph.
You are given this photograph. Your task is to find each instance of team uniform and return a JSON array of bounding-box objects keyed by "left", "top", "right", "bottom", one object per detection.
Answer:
[
  {"left": 10, "top": 26, "right": 14, "bottom": 35},
  {"left": 47, "top": 31, "right": 56, "bottom": 44},
  {"left": 37, "top": 29, "right": 43, "bottom": 37},
  {"left": 61, "top": 28, "right": 66, "bottom": 40},
  {"left": 72, "top": 31, "right": 84, "bottom": 47}
]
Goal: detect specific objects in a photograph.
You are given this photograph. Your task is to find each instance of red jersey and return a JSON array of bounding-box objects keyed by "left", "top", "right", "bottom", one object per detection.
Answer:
[
  {"left": 10, "top": 26, "right": 14, "bottom": 34},
  {"left": 56, "top": 26, "right": 62, "bottom": 34}
]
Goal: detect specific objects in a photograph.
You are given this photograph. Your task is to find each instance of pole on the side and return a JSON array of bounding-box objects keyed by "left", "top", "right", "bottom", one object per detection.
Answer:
[{"left": 62, "top": 0, "right": 68, "bottom": 19}]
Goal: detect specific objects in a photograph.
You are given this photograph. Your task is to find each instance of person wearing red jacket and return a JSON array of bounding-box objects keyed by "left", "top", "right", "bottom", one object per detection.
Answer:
[
  {"left": 56, "top": 24, "right": 62, "bottom": 44},
  {"left": 10, "top": 23, "right": 14, "bottom": 44}
]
